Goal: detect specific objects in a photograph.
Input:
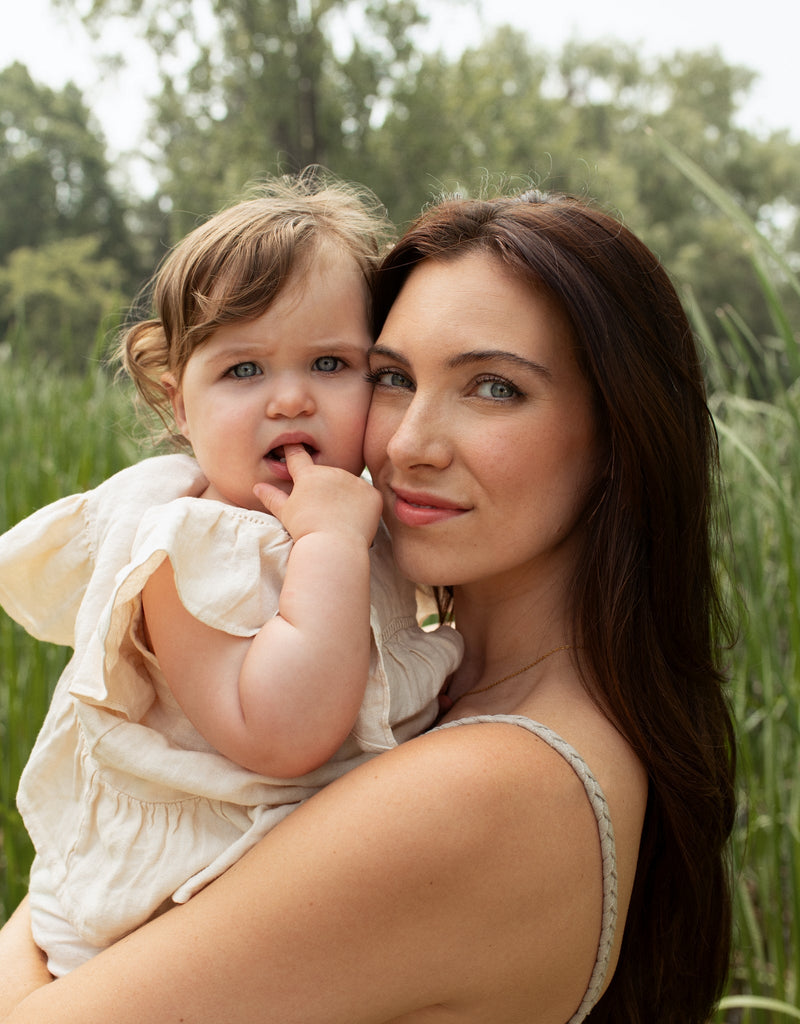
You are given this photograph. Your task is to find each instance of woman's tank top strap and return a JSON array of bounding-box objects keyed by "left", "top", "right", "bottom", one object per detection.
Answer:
[{"left": 431, "top": 714, "right": 617, "bottom": 1024}]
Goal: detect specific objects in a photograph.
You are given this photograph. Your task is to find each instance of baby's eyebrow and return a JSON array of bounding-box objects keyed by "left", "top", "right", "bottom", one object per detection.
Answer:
[{"left": 310, "top": 337, "right": 371, "bottom": 355}]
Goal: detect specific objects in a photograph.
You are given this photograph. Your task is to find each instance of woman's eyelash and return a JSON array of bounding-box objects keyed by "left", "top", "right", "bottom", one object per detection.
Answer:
[
  {"left": 473, "top": 375, "right": 525, "bottom": 400},
  {"left": 364, "top": 368, "right": 525, "bottom": 401},
  {"left": 364, "top": 367, "right": 411, "bottom": 386}
]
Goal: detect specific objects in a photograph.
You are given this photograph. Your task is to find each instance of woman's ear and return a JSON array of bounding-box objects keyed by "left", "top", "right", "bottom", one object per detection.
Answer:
[{"left": 161, "top": 372, "right": 189, "bottom": 439}]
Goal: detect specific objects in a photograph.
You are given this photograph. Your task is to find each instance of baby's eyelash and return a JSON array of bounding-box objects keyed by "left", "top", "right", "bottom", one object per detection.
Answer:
[{"left": 224, "top": 361, "right": 262, "bottom": 379}]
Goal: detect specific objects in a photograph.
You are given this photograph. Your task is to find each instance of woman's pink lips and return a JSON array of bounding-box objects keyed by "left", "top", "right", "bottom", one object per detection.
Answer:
[{"left": 390, "top": 488, "right": 467, "bottom": 527}]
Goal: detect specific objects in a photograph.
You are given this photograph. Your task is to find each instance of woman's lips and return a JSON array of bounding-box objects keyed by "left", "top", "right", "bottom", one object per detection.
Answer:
[{"left": 390, "top": 487, "right": 467, "bottom": 527}]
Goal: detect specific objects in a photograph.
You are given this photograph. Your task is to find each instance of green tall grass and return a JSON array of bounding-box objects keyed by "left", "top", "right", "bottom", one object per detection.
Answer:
[
  {"left": 711, "top": 379, "right": 800, "bottom": 1023},
  {"left": 0, "top": 354, "right": 138, "bottom": 917},
  {"left": 656, "top": 139, "right": 800, "bottom": 1023},
  {"left": 0, "top": 166, "right": 799, "bottom": 1021}
]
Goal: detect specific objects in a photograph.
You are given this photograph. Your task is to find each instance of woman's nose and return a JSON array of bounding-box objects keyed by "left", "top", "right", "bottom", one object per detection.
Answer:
[
  {"left": 265, "top": 375, "right": 315, "bottom": 419},
  {"left": 385, "top": 398, "right": 452, "bottom": 470}
]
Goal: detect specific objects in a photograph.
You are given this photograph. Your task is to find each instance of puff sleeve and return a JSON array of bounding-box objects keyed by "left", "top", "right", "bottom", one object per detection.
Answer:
[
  {"left": 68, "top": 498, "right": 292, "bottom": 716},
  {"left": 0, "top": 492, "right": 93, "bottom": 646}
]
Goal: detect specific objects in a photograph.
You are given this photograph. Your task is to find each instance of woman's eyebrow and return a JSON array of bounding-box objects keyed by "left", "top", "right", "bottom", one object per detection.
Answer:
[
  {"left": 369, "top": 344, "right": 407, "bottom": 364},
  {"left": 449, "top": 349, "right": 552, "bottom": 379},
  {"left": 370, "top": 344, "right": 551, "bottom": 379}
]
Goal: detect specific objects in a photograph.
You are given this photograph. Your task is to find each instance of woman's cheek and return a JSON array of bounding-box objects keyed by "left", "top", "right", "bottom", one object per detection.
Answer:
[{"left": 364, "top": 401, "right": 392, "bottom": 476}]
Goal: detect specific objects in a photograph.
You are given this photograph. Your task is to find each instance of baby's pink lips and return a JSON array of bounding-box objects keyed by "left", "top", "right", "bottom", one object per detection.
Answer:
[
  {"left": 262, "top": 433, "right": 320, "bottom": 483},
  {"left": 265, "top": 433, "right": 320, "bottom": 462}
]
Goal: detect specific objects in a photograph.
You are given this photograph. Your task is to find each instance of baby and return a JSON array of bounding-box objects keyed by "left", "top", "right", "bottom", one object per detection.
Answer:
[{"left": 0, "top": 175, "right": 462, "bottom": 976}]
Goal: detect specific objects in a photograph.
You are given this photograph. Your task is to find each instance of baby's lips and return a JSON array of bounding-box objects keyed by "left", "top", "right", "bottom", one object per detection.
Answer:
[{"left": 267, "top": 441, "right": 318, "bottom": 462}]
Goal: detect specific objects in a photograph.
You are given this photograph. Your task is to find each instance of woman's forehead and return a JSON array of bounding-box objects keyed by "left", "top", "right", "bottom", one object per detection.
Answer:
[{"left": 377, "top": 252, "right": 575, "bottom": 367}]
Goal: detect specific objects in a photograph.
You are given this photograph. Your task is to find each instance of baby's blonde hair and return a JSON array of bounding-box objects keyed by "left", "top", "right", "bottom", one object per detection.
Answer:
[{"left": 118, "top": 170, "right": 393, "bottom": 437}]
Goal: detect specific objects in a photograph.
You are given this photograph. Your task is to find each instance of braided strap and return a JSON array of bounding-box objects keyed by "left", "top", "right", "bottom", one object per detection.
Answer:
[{"left": 432, "top": 714, "right": 618, "bottom": 1023}]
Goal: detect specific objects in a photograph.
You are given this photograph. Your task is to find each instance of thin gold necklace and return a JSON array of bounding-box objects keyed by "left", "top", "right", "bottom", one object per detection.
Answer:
[{"left": 459, "top": 643, "right": 579, "bottom": 700}]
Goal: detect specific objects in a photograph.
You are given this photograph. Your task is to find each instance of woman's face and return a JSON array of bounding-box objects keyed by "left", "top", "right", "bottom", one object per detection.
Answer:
[{"left": 364, "top": 251, "right": 601, "bottom": 596}]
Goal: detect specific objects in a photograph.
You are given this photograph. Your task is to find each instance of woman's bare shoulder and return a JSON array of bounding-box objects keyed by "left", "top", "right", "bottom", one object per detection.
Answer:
[
  {"left": 294, "top": 718, "right": 615, "bottom": 1022},
  {"left": 364, "top": 718, "right": 618, "bottom": 1020},
  {"left": 3, "top": 720, "right": 627, "bottom": 1024}
]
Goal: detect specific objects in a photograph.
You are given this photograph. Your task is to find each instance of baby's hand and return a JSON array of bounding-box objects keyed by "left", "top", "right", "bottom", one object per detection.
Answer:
[{"left": 253, "top": 444, "right": 383, "bottom": 546}]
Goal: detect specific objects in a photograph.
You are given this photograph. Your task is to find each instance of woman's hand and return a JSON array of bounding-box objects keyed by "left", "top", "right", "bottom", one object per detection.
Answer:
[{"left": 0, "top": 898, "right": 52, "bottom": 1018}]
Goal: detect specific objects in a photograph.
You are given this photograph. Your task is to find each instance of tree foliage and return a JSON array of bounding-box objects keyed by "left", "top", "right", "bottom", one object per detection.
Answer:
[
  {"left": 0, "top": 63, "right": 135, "bottom": 274},
  {"left": 0, "top": 236, "right": 126, "bottom": 369},
  {"left": 64, "top": 0, "right": 436, "bottom": 235},
  {"left": 5, "top": 0, "right": 800, "bottom": 383},
  {"left": 0, "top": 62, "right": 151, "bottom": 367}
]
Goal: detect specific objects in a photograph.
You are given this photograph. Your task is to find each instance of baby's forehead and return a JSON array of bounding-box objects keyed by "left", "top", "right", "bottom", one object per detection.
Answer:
[
  {"left": 285, "top": 244, "right": 372, "bottom": 305},
  {"left": 294, "top": 236, "right": 373, "bottom": 277}
]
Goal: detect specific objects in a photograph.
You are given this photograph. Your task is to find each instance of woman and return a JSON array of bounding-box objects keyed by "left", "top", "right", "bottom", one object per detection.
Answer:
[{"left": 0, "top": 190, "right": 736, "bottom": 1024}]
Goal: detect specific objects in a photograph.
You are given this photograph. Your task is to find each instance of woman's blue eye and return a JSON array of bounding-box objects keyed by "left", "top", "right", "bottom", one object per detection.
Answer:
[
  {"left": 228, "top": 362, "right": 261, "bottom": 379},
  {"left": 368, "top": 369, "right": 413, "bottom": 389},
  {"left": 314, "top": 355, "right": 343, "bottom": 373},
  {"left": 475, "top": 378, "right": 519, "bottom": 400}
]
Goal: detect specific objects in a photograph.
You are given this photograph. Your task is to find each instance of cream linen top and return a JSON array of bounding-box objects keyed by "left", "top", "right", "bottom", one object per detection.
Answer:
[{"left": 0, "top": 455, "right": 463, "bottom": 947}]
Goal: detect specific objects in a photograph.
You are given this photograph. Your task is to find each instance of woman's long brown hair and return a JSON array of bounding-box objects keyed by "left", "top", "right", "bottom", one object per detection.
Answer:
[{"left": 372, "top": 192, "right": 737, "bottom": 1024}]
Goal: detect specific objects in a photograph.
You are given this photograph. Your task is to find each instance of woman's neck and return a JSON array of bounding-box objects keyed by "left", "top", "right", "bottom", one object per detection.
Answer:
[{"left": 448, "top": 573, "right": 575, "bottom": 701}]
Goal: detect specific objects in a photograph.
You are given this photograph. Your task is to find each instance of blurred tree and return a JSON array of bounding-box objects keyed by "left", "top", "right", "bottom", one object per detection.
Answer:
[
  {"left": 0, "top": 63, "right": 152, "bottom": 364},
  {"left": 363, "top": 32, "right": 800, "bottom": 369},
  {"left": 549, "top": 43, "right": 800, "bottom": 371},
  {"left": 364, "top": 26, "right": 558, "bottom": 225},
  {"left": 66, "top": 0, "right": 441, "bottom": 238},
  {"left": 0, "top": 236, "right": 127, "bottom": 370},
  {"left": 18, "top": 6, "right": 800, "bottom": 382},
  {"left": 0, "top": 63, "right": 140, "bottom": 285}
]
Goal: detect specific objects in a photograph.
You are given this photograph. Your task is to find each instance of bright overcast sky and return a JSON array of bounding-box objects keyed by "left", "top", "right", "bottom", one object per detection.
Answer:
[{"left": 2, "top": 0, "right": 798, "bottom": 186}]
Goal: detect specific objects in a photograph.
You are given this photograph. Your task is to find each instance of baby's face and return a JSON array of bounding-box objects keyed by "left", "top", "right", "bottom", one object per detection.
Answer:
[{"left": 165, "top": 252, "right": 373, "bottom": 510}]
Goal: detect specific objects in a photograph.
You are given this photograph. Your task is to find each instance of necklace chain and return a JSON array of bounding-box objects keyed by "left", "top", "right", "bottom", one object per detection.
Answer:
[{"left": 460, "top": 643, "right": 579, "bottom": 699}]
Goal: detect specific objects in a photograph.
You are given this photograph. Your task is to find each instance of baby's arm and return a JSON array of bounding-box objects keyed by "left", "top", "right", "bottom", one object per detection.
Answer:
[{"left": 142, "top": 445, "right": 383, "bottom": 778}]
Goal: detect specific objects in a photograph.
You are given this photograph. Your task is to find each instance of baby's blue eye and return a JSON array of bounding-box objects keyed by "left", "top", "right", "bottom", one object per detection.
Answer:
[
  {"left": 228, "top": 362, "right": 261, "bottom": 379},
  {"left": 314, "top": 356, "right": 342, "bottom": 372}
]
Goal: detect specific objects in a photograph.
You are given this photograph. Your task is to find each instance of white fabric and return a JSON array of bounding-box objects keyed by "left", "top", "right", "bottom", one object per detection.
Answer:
[{"left": 0, "top": 455, "right": 463, "bottom": 968}]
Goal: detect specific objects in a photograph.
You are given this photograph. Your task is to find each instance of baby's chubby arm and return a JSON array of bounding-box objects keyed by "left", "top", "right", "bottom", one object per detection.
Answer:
[{"left": 142, "top": 445, "right": 383, "bottom": 778}]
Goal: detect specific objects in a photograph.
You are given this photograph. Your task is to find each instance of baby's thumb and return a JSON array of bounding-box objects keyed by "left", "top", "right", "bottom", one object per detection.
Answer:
[{"left": 253, "top": 482, "right": 287, "bottom": 520}]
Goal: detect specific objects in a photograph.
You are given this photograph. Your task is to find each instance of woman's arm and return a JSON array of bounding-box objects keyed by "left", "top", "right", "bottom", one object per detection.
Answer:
[
  {"left": 0, "top": 899, "right": 51, "bottom": 1016},
  {"left": 2, "top": 722, "right": 607, "bottom": 1024},
  {"left": 144, "top": 445, "right": 383, "bottom": 778}
]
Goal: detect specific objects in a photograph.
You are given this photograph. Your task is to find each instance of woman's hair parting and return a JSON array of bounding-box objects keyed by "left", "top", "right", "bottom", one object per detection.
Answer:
[
  {"left": 118, "top": 169, "right": 392, "bottom": 438},
  {"left": 373, "top": 190, "right": 737, "bottom": 1024}
]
